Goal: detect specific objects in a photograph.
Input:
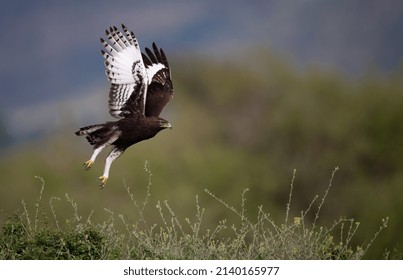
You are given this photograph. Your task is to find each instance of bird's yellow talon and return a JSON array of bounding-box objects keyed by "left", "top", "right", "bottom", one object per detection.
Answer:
[
  {"left": 83, "top": 160, "right": 94, "bottom": 171},
  {"left": 99, "top": 176, "right": 108, "bottom": 188}
]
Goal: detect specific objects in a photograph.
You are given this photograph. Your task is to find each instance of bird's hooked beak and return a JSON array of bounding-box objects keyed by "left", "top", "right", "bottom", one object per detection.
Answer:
[{"left": 161, "top": 122, "right": 172, "bottom": 129}]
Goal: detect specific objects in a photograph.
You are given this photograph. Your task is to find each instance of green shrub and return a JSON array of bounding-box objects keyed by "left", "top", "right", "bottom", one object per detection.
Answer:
[{"left": 0, "top": 165, "right": 389, "bottom": 259}]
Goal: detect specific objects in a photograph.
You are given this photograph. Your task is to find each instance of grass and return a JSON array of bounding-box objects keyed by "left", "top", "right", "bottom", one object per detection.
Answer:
[{"left": 0, "top": 163, "right": 388, "bottom": 260}]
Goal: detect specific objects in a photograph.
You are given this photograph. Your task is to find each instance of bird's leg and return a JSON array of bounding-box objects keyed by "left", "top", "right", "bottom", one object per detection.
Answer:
[
  {"left": 83, "top": 145, "right": 105, "bottom": 171},
  {"left": 99, "top": 147, "right": 124, "bottom": 188}
]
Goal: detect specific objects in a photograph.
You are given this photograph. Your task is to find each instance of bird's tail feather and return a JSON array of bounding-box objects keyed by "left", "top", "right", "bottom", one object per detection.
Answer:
[
  {"left": 75, "top": 123, "right": 114, "bottom": 147},
  {"left": 75, "top": 124, "right": 105, "bottom": 136}
]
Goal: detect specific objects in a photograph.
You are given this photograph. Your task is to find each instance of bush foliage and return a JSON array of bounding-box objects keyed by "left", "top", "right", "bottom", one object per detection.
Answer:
[{"left": 0, "top": 167, "right": 388, "bottom": 260}]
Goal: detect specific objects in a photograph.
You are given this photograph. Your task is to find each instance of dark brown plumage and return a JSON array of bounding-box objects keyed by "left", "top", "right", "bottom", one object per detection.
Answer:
[{"left": 75, "top": 25, "right": 173, "bottom": 187}]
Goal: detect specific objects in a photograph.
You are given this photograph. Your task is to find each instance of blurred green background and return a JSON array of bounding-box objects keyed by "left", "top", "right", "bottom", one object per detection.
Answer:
[{"left": 1, "top": 0, "right": 403, "bottom": 259}]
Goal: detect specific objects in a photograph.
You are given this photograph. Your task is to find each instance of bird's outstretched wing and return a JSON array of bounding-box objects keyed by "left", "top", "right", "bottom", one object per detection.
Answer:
[
  {"left": 142, "top": 43, "right": 174, "bottom": 117},
  {"left": 100, "top": 24, "right": 147, "bottom": 118}
]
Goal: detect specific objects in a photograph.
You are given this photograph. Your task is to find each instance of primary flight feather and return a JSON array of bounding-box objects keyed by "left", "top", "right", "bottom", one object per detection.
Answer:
[{"left": 75, "top": 24, "right": 173, "bottom": 188}]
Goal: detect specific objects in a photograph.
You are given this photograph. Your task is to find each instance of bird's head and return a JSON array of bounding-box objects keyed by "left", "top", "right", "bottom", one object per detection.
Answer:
[{"left": 158, "top": 118, "right": 172, "bottom": 130}]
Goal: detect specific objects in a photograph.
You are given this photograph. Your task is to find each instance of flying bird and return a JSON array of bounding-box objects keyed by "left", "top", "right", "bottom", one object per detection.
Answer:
[{"left": 75, "top": 24, "right": 173, "bottom": 187}]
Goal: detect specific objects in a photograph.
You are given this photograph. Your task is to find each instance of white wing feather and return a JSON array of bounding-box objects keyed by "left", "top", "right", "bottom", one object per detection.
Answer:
[
  {"left": 101, "top": 25, "right": 148, "bottom": 118},
  {"left": 145, "top": 63, "right": 165, "bottom": 84}
]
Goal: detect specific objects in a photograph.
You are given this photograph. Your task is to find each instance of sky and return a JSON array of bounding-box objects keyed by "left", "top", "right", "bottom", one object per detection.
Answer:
[{"left": 0, "top": 0, "right": 402, "bottom": 142}]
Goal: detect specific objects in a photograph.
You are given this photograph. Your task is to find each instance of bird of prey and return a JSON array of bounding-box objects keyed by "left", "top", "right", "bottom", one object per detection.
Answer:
[{"left": 75, "top": 24, "right": 173, "bottom": 188}]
